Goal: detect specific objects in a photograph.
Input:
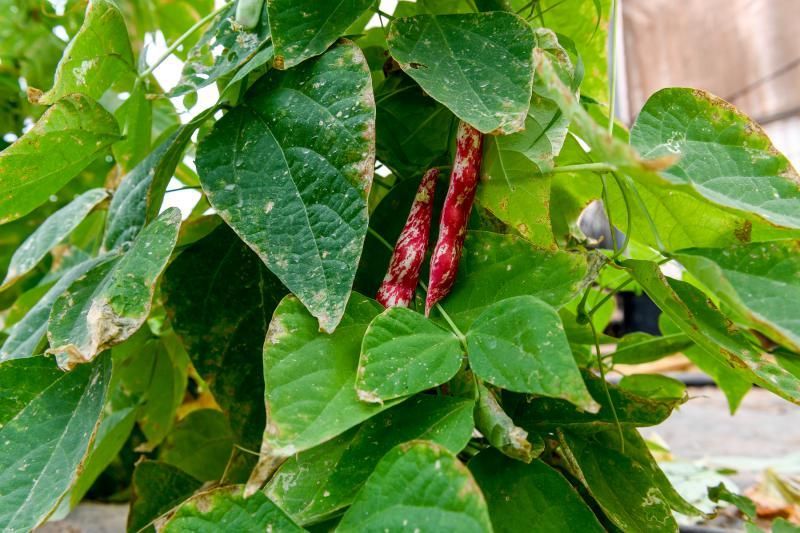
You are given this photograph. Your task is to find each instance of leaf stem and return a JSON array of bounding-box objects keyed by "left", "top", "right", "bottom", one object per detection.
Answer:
[
  {"left": 550, "top": 162, "right": 617, "bottom": 174},
  {"left": 608, "top": 171, "right": 632, "bottom": 260},
  {"left": 139, "top": 2, "right": 232, "bottom": 80}
]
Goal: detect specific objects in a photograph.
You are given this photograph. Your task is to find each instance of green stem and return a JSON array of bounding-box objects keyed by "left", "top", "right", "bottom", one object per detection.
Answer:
[
  {"left": 607, "top": 0, "right": 619, "bottom": 135},
  {"left": 139, "top": 2, "right": 232, "bottom": 80},
  {"left": 608, "top": 172, "right": 632, "bottom": 260},
  {"left": 600, "top": 175, "right": 619, "bottom": 255},
  {"left": 587, "top": 277, "right": 632, "bottom": 317},
  {"left": 367, "top": 226, "right": 394, "bottom": 252},
  {"left": 588, "top": 318, "right": 624, "bottom": 452},
  {"left": 621, "top": 173, "right": 666, "bottom": 252},
  {"left": 550, "top": 162, "right": 617, "bottom": 175}
]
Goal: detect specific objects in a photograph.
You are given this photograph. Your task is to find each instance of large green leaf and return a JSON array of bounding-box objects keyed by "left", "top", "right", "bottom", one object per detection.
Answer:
[
  {"left": 442, "top": 231, "right": 597, "bottom": 330},
  {"left": 675, "top": 241, "right": 800, "bottom": 352},
  {"left": 171, "top": 2, "right": 272, "bottom": 96},
  {"left": 161, "top": 486, "right": 303, "bottom": 532},
  {"left": 47, "top": 208, "right": 181, "bottom": 369},
  {"left": 127, "top": 460, "right": 202, "bottom": 533},
  {"left": 267, "top": 394, "right": 475, "bottom": 525},
  {"left": 259, "top": 293, "right": 398, "bottom": 459},
  {"left": 268, "top": 0, "right": 374, "bottom": 69},
  {"left": 387, "top": 12, "right": 535, "bottom": 134},
  {"left": 0, "top": 94, "right": 119, "bottom": 223},
  {"left": 34, "top": 0, "right": 134, "bottom": 105},
  {"left": 1, "top": 188, "right": 108, "bottom": 288},
  {"left": 0, "top": 255, "right": 112, "bottom": 362},
  {"left": 162, "top": 224, "right": 285, "bottom": 451},
  {"left": 559, "top": 430, "right": 678, "bottom": 533},
  {"left": 338, "top": 441, "right": 492, "bottom": 532},
  {"left": 0, "top": 354, "right": 110, "bottom": 532},
  {"left": 631, "top": 88, "right": 800, "bottom": 229},
  {"left": 196, "top": 42, "right": 375, "bottom": 332},
  {"left": 626, "top": 259, "right": 800, "bottom": 404},
  {"left": 466, "top": 295, "right": 598, "bottom": 411},
  {"left": 469, "top": 449, "right": 604, "bottom": 533},
  {"left": 356, "top": 307, "right": 463, "bottom": 403}
]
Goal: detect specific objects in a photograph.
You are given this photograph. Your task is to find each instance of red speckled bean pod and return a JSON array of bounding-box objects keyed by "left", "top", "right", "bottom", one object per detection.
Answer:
[
  {"left": 425, "top": 121, "right": 483, "bottom": 315},
  {"left": 376, "top": 168, "right": 440, "bottom": 308}
]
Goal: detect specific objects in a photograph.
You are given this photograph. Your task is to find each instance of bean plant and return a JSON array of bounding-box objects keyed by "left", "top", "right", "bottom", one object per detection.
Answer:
[{"left": 1, "top": 0, "right": 799, "bottom": 531}]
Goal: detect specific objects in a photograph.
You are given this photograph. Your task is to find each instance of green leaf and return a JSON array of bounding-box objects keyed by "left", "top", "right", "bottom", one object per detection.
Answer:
[
  {"left": 0, "top": 356, "right": 62, "bottom": 425},
  {"left": 127, "top": 460, "right": 202, "bottom": 533},
  {"left": 70, "top": 404, "right": 137, "bottom": 507},
  {"left": 34, "top": 0, "right": 134, "bottom": 105},
  {"left": 267, "top": 394, "right": 475, "bottom": 525},
  {"left": 531, "top": 0, "right": 610, "bottom": 103},
  {"left": 268, "top": 0, "right": 374, "bottom": 69},
  {"left": 162, "top": 224, "right": 286, "bottom": 451},
  {"left": 0, "top": 354, "right": 111, "bottom": 532},
  {"left": 47, "top": 208, "right": 182, "bottom": 369},
  {"left": 0, "top": 94, "right": 119, "bottom": 223},
  {"left": 442, "top": 231, "right": 597, "bottom": 330},
  {"left": 618, "top": 374, "right": 686, "bottom": 401},
  {"left": 375, "top": 73, "right": 457, "bottom": 180},
  {"left": 476, "top": 29, "right": 574, "bottom": 246},
  {"left": 162, "top": 486, "right": 303, "bottom": 532},
  {"left": 466, "top": 295, "right": 598, "bottom": 411},
  {"left": 113, "top": 332, "right": 187, "bottom": 447},
  {"left": 260, "top": 293, "right": 398, "bottom": 458},
  {"left": 338, "top": 441, "right": 492, "bottom": 532},
  {"left": 611, "top": 331, "right": 693, "bottom": 365},
  {"left": 626, "top": 259, "right": 800, "bottom": 404},
  {"left": 171, "top": 3, "right": 272, "bottom": 96},
  {"left": 475, "top": 382, "right": 542, "bottom": 463},
  {"left": 356, "top": 307, "right": 463, "bottom": 403},
  {"left": 512, "top": 370, "right": 681, "bottom": 432},
  {"left": 559, "top": 430, "right": 678, "bottom": 533},
  {"left": 196, "top": 42, "right": 375, "bottom": 332},
  {"left": 387, "top": 12, "right": 536, "bottom": 134},
  {"left": 658, "top": 314, "right": 751, "bottom": 413},
  {"left": 631, "top": 88, "right": 800, "bottom": 229},
  {"left": 1, "top": 255, "right": 112, "bottom": 362},
  {"left": 159, "top": 409, "right": 234, "bottom": 482},
  {"left": 675, "top": 241, "right": 800, "bottom": 352},
  {"left": 469, "top": 449, "right": 605, "bottom": 533},
  {"left": 104, "top": 109, "right": 214, "bottom": 252},
  {"left": 708, "top": 482, "right": 756, "bottom": 520},
  {"left": 112, "top": 83, "right": 152, "bottom": 172},
  {"left": 1, "top": 188, "right": 108, "bottom": 288}
]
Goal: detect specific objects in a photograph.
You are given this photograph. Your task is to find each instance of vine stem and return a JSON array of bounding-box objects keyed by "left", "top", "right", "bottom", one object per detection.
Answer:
[
  {"left": 139, "top": 2, "right": 232, "bottom": 80},
  {"left": 550, "top": 162, "right": 617, "bottom": 174}
]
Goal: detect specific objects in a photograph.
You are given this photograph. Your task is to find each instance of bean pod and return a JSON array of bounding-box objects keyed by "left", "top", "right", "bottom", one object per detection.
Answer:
[
  {"left": 425, "top": 121, "right": 483, "bottom": 314},
  {"left": 376, "top": 168, "right": 439, "bottom": 308}
]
